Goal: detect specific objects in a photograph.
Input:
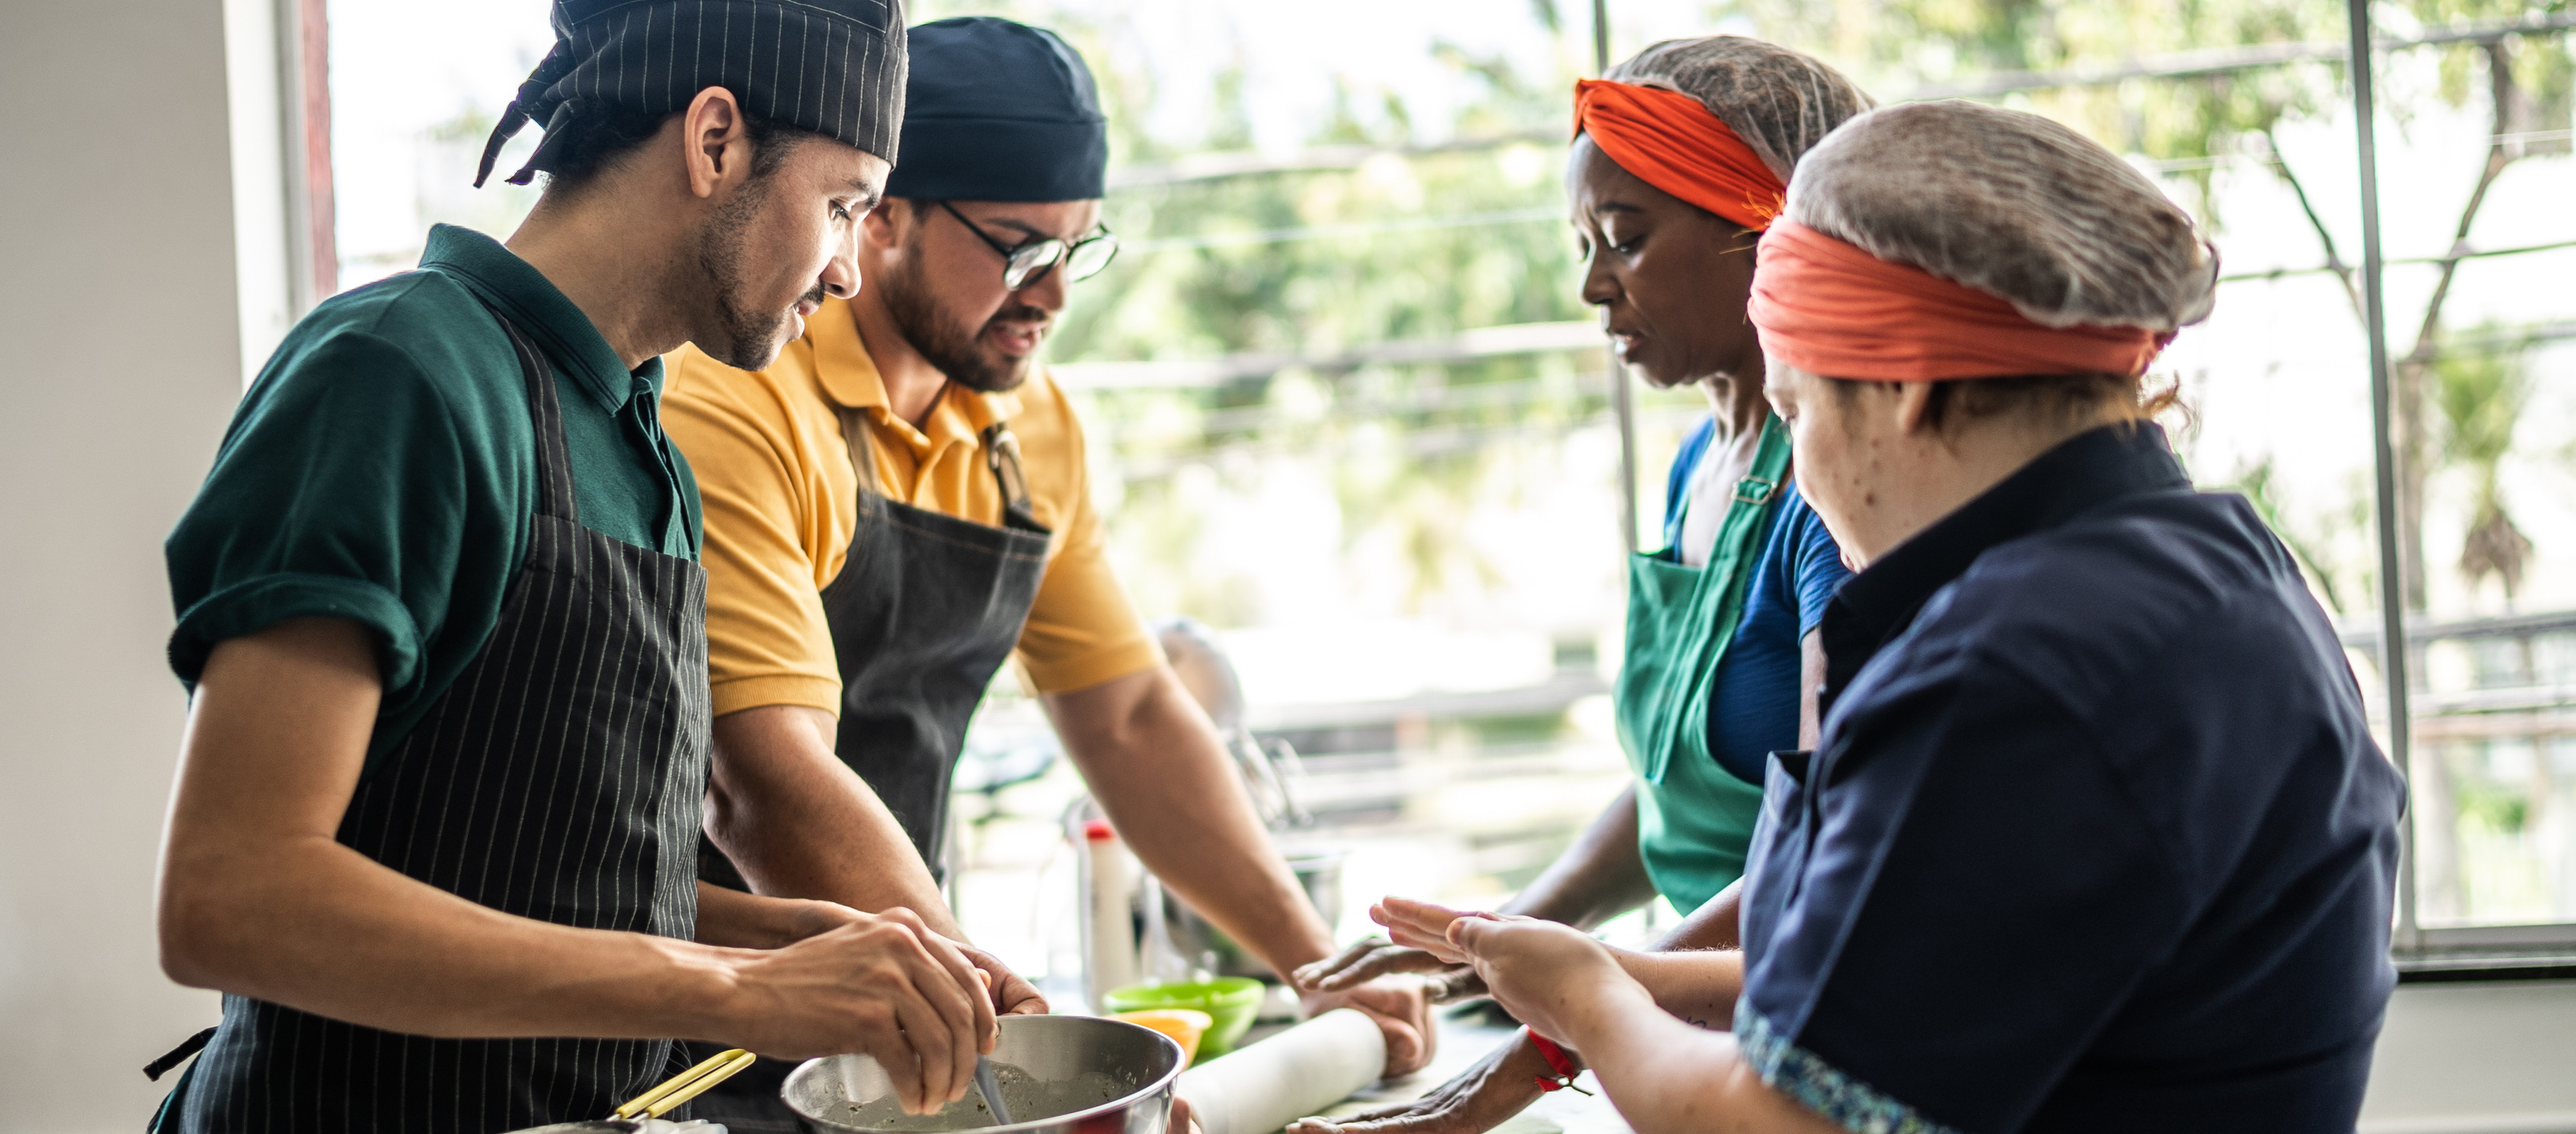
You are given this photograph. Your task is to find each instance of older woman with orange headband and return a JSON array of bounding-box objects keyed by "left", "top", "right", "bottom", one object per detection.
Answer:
[
  {"left": 1377, "top": 100, "right": 2405, "bottom": 1134},
  {"left": 1293, "top": 35, "right": 1870, "bottom": 1134}
]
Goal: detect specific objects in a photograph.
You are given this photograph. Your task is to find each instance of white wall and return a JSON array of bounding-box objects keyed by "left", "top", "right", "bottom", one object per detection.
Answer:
[
  {"left": 2361, "top": 980, "right": 2576, "bottom": 1134},
  {"left": 0, "top": 0, "right": 246, "bottom": 1127}
]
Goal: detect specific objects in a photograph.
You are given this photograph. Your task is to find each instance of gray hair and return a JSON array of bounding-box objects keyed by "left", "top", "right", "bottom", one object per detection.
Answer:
[
  {"left": 1784, "top": 100, "right": 2220, "bottom": 332},
  {"left": 1605, "top": 35, "right": 1877, "bottom": 183}
]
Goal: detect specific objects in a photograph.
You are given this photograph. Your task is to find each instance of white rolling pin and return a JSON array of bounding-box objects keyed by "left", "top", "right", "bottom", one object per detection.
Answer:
[{"left": 1175, "top": 1008, "right": 1387, "bottom": 1134}]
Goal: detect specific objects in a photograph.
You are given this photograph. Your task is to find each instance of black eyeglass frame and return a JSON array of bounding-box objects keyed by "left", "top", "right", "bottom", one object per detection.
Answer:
[{"left": 935, "top": 201, "right": 1120, "bottom": 291}]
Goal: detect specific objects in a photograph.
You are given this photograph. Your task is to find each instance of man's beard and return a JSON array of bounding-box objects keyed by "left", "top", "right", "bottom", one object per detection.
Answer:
[
  {"left": 695, "top": 176, "right": 813, "bottom": 371},
  {"left": 879, "top": 258, "right": 1047, "bottom": 393}
]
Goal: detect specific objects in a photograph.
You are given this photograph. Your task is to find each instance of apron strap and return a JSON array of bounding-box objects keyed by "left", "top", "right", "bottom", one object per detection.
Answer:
[
  {"left": 143, "top": 1027, "right": 217, "bottom": 1081},
  {"left": 982, "top": 424, "right": 1036, "bottom": 515},
  {"left": 832, "top": 402, "right": 1035, "bottom": 517},
  {"left": 491, "top": 315, "right": 580, "bottom": 523},
  {"left": 837, "top": 403, "right": 879, "bottom": 496}
]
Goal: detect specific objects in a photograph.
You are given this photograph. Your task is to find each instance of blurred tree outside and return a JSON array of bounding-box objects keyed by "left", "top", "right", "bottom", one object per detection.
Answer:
[
  {"left": 905, "top": 0, "right": 2574, "bottom": 924},
  {"left": 2441, "top": 328, "right": 2535, "bottom": 607},
  {"left": 915, "top": 0, "right": 1637, "bottom": 629},
  {"left": 1615, "top": 0, "right": 2573, "bottom": 922}
]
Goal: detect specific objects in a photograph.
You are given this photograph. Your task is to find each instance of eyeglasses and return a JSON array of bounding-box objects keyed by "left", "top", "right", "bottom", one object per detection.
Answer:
[{"left": 937, "top": 201, "right": 1120, "bottom": 291}]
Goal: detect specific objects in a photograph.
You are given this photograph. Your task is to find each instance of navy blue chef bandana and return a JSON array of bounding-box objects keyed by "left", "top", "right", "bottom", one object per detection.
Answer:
[
  {"left": 1737, "top": 423, "right": 2404, "bottom": 1134},
  {"left": 885, "top": 17, "right": 1109, "bottom": 202},
  {"left": 476, "top": 0, "right": 908, "bottom": 188}
]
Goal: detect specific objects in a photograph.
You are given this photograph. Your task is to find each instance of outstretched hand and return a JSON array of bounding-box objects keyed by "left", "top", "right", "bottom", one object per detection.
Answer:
[
  {"left": 1368, "top": 896, "right": 1647, "bottom": 1053},
  {"left": 1368, "top": 896, "right": 1494, "bottom": 964},
  {"left": 1443, "top": 914, "right": 1638, "bottom": 1051},
  {"left": 1293, "top": 938, "right": 1488, "bottom": 1005}
]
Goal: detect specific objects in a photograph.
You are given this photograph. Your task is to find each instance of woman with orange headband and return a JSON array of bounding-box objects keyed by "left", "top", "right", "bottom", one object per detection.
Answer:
[
  {"left": 1380, "top": 101, "right": 2405, "bottom": 1134},
  {"left": 1292, "top": 36, "right": 1870, "bottom": 1134}
]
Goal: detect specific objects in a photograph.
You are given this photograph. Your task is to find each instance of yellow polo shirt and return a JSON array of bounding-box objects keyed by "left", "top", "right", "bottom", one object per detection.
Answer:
[{"left": 663, "top": 296, "right": 1160, "bottom": 717}]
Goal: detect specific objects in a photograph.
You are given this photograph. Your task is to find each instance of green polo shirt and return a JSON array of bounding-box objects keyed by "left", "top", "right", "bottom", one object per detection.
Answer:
[{"left": 167, "top": 224, "right": 702, "bottom": 767}]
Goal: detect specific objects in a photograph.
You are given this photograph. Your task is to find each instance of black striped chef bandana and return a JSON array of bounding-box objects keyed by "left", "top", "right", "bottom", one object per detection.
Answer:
[{"left": 476, "top": 0, "right": 907, "bottom": 187}]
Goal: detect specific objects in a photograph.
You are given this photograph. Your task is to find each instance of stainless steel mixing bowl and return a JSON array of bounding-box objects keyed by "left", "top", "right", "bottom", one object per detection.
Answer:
[{"left": 784, "top": 1015, "right": 1184, "bottom": 1134}]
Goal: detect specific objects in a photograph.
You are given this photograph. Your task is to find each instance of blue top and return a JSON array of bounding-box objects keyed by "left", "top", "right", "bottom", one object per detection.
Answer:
[
  {"left": 1663, "top": 416, "right": 1850, "bottom": 785},
  {"left": 1735, "top": 424, "right": 2404, "bottom": 1134}
]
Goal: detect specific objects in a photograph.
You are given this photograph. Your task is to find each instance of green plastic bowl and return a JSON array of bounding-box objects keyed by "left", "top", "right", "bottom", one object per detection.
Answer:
[{"left": 1102, "top": 977, "right": 1264, "bottom": 1061}]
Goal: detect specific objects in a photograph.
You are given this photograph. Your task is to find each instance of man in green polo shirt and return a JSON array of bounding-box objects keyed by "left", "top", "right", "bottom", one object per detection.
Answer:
[{"left": 148, "top": 4, "right": 1009, "bottom": 1131}]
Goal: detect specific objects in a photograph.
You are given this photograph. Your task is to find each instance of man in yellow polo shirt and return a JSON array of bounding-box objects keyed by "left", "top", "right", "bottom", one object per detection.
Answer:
[{"left": 663, "top": 19, "right": 1434, "bottom": 1124}]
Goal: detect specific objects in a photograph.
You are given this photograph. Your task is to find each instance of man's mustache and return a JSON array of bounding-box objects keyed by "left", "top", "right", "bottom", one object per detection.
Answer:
[{"left": 985, "top": 303, "right": 1051, "bottom": 329}]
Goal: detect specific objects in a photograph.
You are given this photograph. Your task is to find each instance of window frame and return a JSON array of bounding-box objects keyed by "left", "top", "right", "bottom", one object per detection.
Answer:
[{"left": 2336, "top": 0, "right": 2576, "bottom": 968}]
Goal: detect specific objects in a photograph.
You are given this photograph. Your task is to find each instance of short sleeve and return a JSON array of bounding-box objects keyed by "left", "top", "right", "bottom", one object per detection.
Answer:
[
  {"left": 165, "top": 331, "right": 470, "bottom": 694},
  {"left": 1009, "top": 382, "right": 1160, "bottom": 693},
  {"left": 1737, "top": 652, "right": 2188, "bottom": 1134},
  {"left": 661, "top": 347, "right": 847, "bottom": 717},
  {"left": 1786, "top": 493, "right": 1850, "bottom": 635}
]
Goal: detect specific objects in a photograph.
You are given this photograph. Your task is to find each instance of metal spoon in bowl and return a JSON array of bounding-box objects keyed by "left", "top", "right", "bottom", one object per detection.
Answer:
[{"left": 971, "top": 970, "right": 1012, "bottom": 1126}]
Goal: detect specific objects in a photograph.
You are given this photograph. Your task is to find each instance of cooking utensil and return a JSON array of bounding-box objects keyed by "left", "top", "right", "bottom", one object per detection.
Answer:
[
  {"left": 1174, "top": 1008, "right": 1384, "bottom": 1134},
  {"left": 613, "top": 1047, "right": 757, "bottom": 1121},
  {"left": 969, "top": 966, "right": 1014, "bottom": 1125},
  {"left": 784, "top": 1015, "right": 1186, "bottom": 1133},
  {"left": 971, "top": 1053, "right": 1013, "bottom": 1127}
]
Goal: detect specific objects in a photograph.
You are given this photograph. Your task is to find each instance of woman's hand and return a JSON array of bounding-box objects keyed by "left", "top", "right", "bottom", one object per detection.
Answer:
[
  {"left": 1286, "top": 1032, "right": 1554, "bottom": 1134},
  {"left": 1444, "top": 914, "right": 1647, "bottom": 1051},
  {"left": 1293, "top": 938, "right": 1488, "bottom": 1005},
  {"left": 1368, "top": 896, "right": 1498, "bottom": 964}
]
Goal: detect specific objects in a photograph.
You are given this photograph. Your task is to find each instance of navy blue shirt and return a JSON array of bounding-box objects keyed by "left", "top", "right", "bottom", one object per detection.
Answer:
[
  {"left": 1664, "top": 416, "right": 1851, "bottom": 784},
  {"left": 1735, "top": 424, "right": 2403, "bottom": 1134}
]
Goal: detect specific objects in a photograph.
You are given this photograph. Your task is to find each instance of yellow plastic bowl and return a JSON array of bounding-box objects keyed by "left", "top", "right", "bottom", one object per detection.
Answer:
[
  {"left": 1103, "top": 978, "right": 1264, "bottom": 1061},
  {"left": 1112, "top": 1008, "right": 1213, "bottom": 1065}
]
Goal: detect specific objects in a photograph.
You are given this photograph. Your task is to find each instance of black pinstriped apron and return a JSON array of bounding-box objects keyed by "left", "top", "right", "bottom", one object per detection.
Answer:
[
  {"left": 156, "top": 310, "right": 713, "bottom": 1134},
  {"left": 690, "top": 406, "right": 1050, "bottom": 1133}
]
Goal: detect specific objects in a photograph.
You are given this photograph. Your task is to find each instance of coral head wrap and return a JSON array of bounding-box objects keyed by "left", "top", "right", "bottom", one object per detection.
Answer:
[
  {"left": 1748, "top": 221, "right": 2171, "bottom": 381},
  {"left": 1573, "top": 79, "right": 1786, "bottom": 233}
]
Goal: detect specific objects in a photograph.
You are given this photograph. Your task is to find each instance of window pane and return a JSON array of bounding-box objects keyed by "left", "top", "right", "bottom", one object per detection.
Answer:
[
  {"left": 2389, "top": 24, "right": 2576, "bottom": 923},
  {"left": 1631, "top": 3, "right": 2575, "bottom": 933},
  {"left": 326, "top": 0, "right": 550, "bottom": 293},
  {"left": 319, "top": 0, "right": 2576, "bottom": 966}
]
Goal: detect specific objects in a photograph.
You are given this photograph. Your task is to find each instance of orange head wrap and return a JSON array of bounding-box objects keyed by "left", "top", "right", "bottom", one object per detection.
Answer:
[
  {"left": 1573, "top": 78, "right": 1785, "bottom": 233},
  {"left": 1747, "top": 221, "right": 2171, "bottom": 381}
]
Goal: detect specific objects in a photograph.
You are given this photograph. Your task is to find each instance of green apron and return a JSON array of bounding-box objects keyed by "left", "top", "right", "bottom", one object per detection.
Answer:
[{"left": 1614, "top": 414, "right": 1791, "bottom": 913}]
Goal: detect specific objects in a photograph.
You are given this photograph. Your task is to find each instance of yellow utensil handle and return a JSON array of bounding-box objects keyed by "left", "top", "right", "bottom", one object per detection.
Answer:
[
  {"left": 612, "top": 1047, "right": 756, "bottom": 1120},
  {"left": 642, "top": 1049, "right": 757, "bottom": 1118}
]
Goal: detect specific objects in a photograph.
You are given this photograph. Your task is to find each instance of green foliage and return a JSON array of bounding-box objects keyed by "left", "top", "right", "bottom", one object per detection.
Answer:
[
  {"left": 1008, "top": 18, "right": 1611, "bottom": 620},
  {"left": 1723, "top": 0, "right": 2347, "bottom": 218},
  {"left": 2437, "top": 332, "right": 2529, "bottom": 473},
  {"left": 2437, "top": 328, "right": 2537, "bottom": 598},
  {"left": 911, "top": 1, "right": 2565, "bottom": 627},
  {"left": 2457, "top": 772, "right": 2530, "bottom": 835}
]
